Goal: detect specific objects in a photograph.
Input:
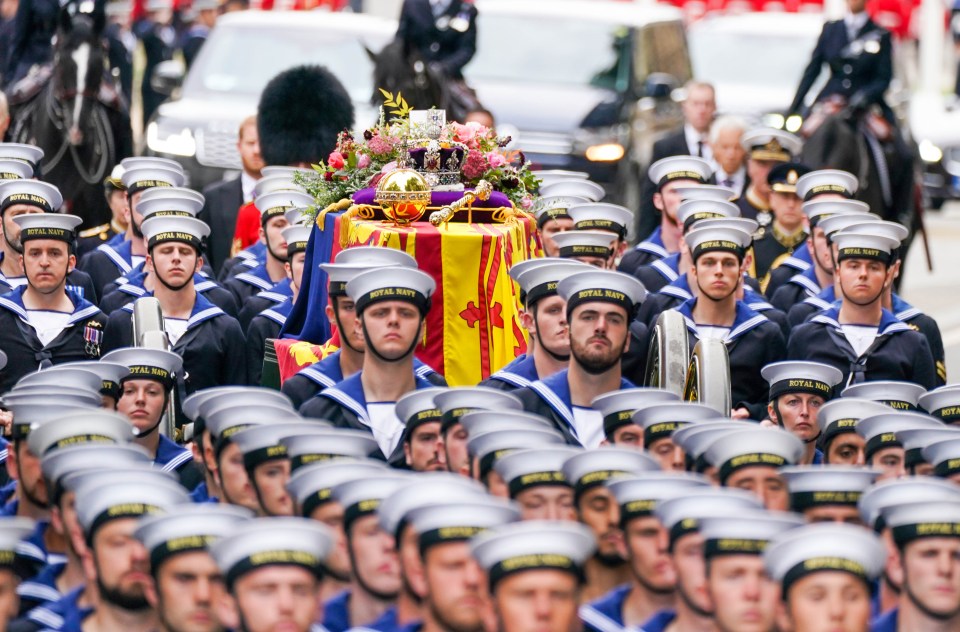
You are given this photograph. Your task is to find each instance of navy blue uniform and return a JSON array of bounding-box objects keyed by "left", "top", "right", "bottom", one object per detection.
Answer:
[
  {"left": 479, "top": 354, "right": 539, "bottom": 391},
  {"left": 396, "top": 0, "right": 477, "bottom": 79},
  {"left": 98, "top": 268, "right": 238, "bottom": 317},
  {"left": 246, "top": 300, "right": 292, "bottom": 386},
  {"left": 618, "top": 227, "right": 668, "bottom": 276},
  {"left": 237, "top": 278, "right": 291, "bottom": 331}
]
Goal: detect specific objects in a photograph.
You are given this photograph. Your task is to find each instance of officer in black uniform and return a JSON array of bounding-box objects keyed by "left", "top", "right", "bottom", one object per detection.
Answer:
[
  {"left": 4, "top": 0, "right": 57, "bottom": 88},
  {"left": 0, "top": 210, "right": 106, "bottom": 393},
  {"left": 133, "top": 0, "right": 175, "bottom": 127},
  {"left": 396, "top": 0, "right": 478, "bottom": 80},
  {"left": 751, "top": 163, "right": 811, "bottom": 291},
  {"left": 736, "top": 128, "right": 802, "bottom": 227},
  {"left": 101, "top": 215, "right": 247, "bottom": 393}
]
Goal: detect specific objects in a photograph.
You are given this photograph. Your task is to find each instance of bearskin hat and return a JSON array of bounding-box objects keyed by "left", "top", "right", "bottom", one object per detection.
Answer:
[{"left": 257, "top": 65, "right": 355, "bottom": 167}]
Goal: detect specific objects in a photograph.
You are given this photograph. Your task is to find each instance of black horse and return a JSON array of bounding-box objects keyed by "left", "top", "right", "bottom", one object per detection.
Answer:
[
  {"left": 369, "top": 39, "right": 480, "bottom": 122},
  {"left": 9, "top": 7, "right": 133, "bottom": 229}
]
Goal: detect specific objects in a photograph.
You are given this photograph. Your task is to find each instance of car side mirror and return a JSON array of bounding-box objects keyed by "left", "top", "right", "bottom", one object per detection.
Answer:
[
  {"left": 643, "top": 72, "right": 679, "bottom": 99},
  {"left": 151, "top": 60, "right": 185, "bottom": 96}
]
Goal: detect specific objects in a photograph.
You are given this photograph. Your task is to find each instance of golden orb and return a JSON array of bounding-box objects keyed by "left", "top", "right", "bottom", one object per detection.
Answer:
[{"left": 374, "top": 168, "right": 432, "bottom": 225}]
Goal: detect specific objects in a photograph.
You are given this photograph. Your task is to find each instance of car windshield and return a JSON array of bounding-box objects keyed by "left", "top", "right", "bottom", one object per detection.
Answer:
[
  {"left": 688, "top": 30, "right": 816, "bottom": 89},
  {"left": 466, "top": 14, "right": 628, "bottom": 90},
  {"left": 182, "top": 24, "right": 380, "bottom": 101}
]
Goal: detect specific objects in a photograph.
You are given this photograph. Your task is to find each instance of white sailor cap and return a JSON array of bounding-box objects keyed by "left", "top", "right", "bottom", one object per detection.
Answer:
[
  {"left": 740, "top": 128, "right": 802, "bottom": 162},
  {"left": 898, "top": 427, "right": 960, "bottom": 470},
  {"left": 0, "top": 143, "right": 43, "bottom": 168},
  {"left": 47, "top": 361, "right": 130, "bottom": 397},
  {"left": 0, "top": 180, "right": 60, "bottom": 214},
  {"left": 140, "top": 216, "right": 210, "bottom": 252},
  {"left": 795, "top": 169, "right": 859, "bottom": 201},
  {"left": 859, "top": 477, "right": 960, "bottom": 530},
  {"left": 432, "top": 387, "right": 524, "bottom": 433},
  {"left": 493, "top": 446, "right": 583, "bottom": 498},
  {"left": 591, "top": 388, "right": 680, "bottom": 439},
  {"left": 561, "top": 448, "right": 660, "bottom": 497},
  {"left": 844, "top": 219, "right": 909, "bottom": 245},
  {"left": 508, "top": 258, "right": 578, "bottom": 282},
  {"left": 62, "top": 466, "right": 176, "bottom": 500},
  {"left": 551, "top": 229, "right": 617, "bottom": 260},
  {"left": 700, "top": 510, "right": 804, "bottom": 558},
  {"left": 780, "top": 465, "right": 880, "bottom": 511},
  {"left": 762, "top": 361, "right": 843, "bottom": 401},
  {"left": 539, "top": 180, "right": 605, "bottom": 202},
  {"left": 182, "top": 386, "right": 292, "bottom": 421},
  {"left": 532, "top": 170, "right": 589, "bottom": 186},
  {"left": 817, "top": 398, "right": 891, "bottom": 447},
  {"left": 647, "top": 156, "right": 712, "bottom": 187},
  {"left": 513, "top": 260, "right": 592, "bottom": 307},
  {"left": 694, "top": 217, "right": 761, "bottom": 236},
  {"left": 802, "top": 199, "right": 870, "bottom": 227},
  {"left": 204, "top": 403, "right": 303, "bottom": 452},
  {"left": 655, "top": 488, "right": 764, "bottom": 549},
  {"left": 832, "top": 231, "right": 900, "bottom": 264},
  {"left": 321, "top": 247, "right": 418, "bottom": 297},
  {"left": 135, "top": 504, "right": 253, "bottom": 568},
  {"left": 27, "top": 410, "right": 136, "bottom": 457},
  {"left": 671, "top": 421, "right": 759, "bottom": 472},
  {"left": 75, "top": 473, "right": 189, "bottom": 538},
  {"left": 282, "top": 225, "right": 311, "bottom": 256},
  {"left": 607, "top": 472, "right": 712, "bottom": 522},
  {"left": 346, "top": 267, "right": 435, "bottom": 316},
  {"left": 378, "top": 472, "right": 486, "bottom": 538},
  {"left": 460, "top": 410, "right": 556, "bottom": 437},
  {"left": 921, "top": 438, "right": 960, "bottom": 479},
  {"left": 284, "top": 207, "right": 307, "bottom": 226},
  {"left": 674, "top": 184, "right": 737, "bottom": 202},
  {"left": 0, "top": 517, "right": 38, "bottom": 578},
  {"left": 556, "top": 269, "right": 646, "bottom": 315},
  {"left": 567, "top": 203, "right": 632, "bottom": 239},
  {"left": 285, "top": 459, "right": 388, "bottom": 517},
  {"left": 631, "top": 402, "right": 720, "bottom": 447},
  {"left": 281, "top": 429, "right": 380, "bottom": 470},
  {"left": 1, "top": 398, "right": 93, "bottom": 437},
  {"left": 394, "top": 387, "right": 445, "bottom": 432},
  {"left": 684, "top": 225, "right": 752, "bottom": 261},
  {"left": 764, "top": 523, "right": 884, "bottom": 594},
  {"left": 470, "top": 521, "right": 596, "bottom": 585},
  {"left": 120, "top": 156, "right": 183, "bottom": 172},
  {"left": 252, "top": 175, "right": 307, "bottom": 198},
  {"left": 842, "top": 381, "right": 927, "bottom": 411},
  {"left": 883, "top": 500, "right": 960, "bottom": 547},
  {"left": 232, "top": 421, "right": 332, "bottom": 471},
  {"left": 408, "top": 498, "right": 521, "bottom": 552},
  {"left": 135, "top": 191, "right": 204, "bottom": 221},
  {"left": 40, "top": 443, "right": 150, "bottom": 501},
  {"left": 255, "top": 190, "right": 314, "bottom": 224},
  {"left": 16, "top": 366, "right": 103, "bottom": 393},
  {"left": 121, "top": 165, "right": 186, "bottom": 194},
  {"left": 855, "top": 411, "right": 944, "bottom": 462},
  {"left": 818, "top": 212, "right": 882, "bottom": 238},
  {"left": 533, "top": 195, "right": 589, "bottom": 228},
  {"left": 0, "top": 159, "right": 34, "bottom": 181},
  {"left": 705, "top": 428, "right": 804, "bottom": 484},
  {"left": 12, "top": 214, "right": 79, "bottom": 244},
  {"left": 101, "top": 347, "right": 183, "bottom": 387},
  {"left": 467, "top": 429, "right": 566, "bottom": 480},
  {"left": 676, "top": 199, "right": 741, "bottom": 232},
  {"left": 920, "top": 385, "right": 960, "bottom": 424},
  {"left": 261, "top": 166, "right": 309, "bottom": 179},
  {"left": 210, "top": 517, "right": 334, "bottom": 586},
  {"left": 331, "top": 475, "right": 411, "bottom": 529}
]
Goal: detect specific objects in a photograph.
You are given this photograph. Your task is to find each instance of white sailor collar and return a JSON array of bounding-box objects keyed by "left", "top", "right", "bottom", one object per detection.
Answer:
[{"left": 0, "top": 286, "right": 100, "bottom": 325}]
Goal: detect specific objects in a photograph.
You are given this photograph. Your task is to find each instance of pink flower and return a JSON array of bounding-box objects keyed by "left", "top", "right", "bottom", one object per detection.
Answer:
[
  {"left": 487, "top": 152, "right": 507, "bottom": 169},
  {"left": 452, "top": 123, "right": 476, "bottom": 145},
  {"left": 357, "top": 153, "right": 371, "bottom": 169},
  {"left": 328, "top": 152, "right": 345, "bottom": 170},
  {"left": 381, "top": 161, "right": 398, "bottom": 173},
  {"left": 367, "top": 134, "right": 396, "bottom": 156},
  {"left": 462, "top": 151, "right": 488, "bottom": 180},
  {"left": 520, "top": 194, "right": 534, "bottom": 210}
]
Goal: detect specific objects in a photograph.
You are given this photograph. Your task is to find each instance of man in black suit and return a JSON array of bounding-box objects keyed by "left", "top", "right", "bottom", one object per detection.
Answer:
[
  {"left": 199, "top": 115, "right": 263, "bottom": 275},
  {"left": 629, "top": 80, "right": 715, "bottom": 273},
  {"left": 709, "top": 115, "right": 749, "bottom": 199},
  {"left": 789, "top": 0, "right": 893, "bottom": 120},
  {"left": 396, "top": 0, "right": 477, "bottom": 79}
]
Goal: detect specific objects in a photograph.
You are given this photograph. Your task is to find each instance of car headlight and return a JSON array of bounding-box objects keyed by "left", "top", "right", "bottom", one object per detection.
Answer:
[
  {"left": 762, "top": 113, "right": 785, "bottom": 130},
  {"left": 919, "top": 139, "right": 943, "bottom": 163},
  {"left": 584, "top": 143, "right": 626, "bottom": 162},
  {"left": 574, "top": 126, "right": 627, "bottom": 163},
  {"left": 146, "top": 122, "right": 197, "bottom": 157},
  {"left": 784, "top": 115, "right": 803, "bottom": 133}
]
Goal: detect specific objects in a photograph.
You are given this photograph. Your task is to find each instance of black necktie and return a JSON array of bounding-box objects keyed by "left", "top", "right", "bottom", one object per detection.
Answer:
[{"left": 696, "top": 140, "right": 703, "bottom": 158}]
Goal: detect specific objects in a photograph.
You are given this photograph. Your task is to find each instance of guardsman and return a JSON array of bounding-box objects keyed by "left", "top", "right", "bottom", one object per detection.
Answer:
[
  {"left": 561, "top": 449, "right": 660, "bottom": 603},
  {"left": 0, "top": 212, "right": 107, "bottom": 392},
  {"left": 433, "top": 387, "right": 524, "bottom": 477},
  {"left": 855, "top": 411, "right": 943, "bottom": 480},
  {"left": 102, "top": 215, "right": 248, "bottom": 393},
  {"left": 751, "top": 163, "right": 811, "bottom": 290},
  {"left": 299, "top": 268, "right": 438, "bottom": 466},
  {"left": 134, "top": 505, "right": 252, "bottom": 632},
  {"left": 814, "top": 397, "right": 890, "bottom": 465},
  {"left": 470, "top": 521, "right": 597, "bottom": 632},
  {"left": 667, "top": 224, "right": 786, "bottom": 418},
  {"left": 764, "top": 524, "right": 885, "bottom": 632},
  {"left": 780, "top": 466, "right": 880, "bottom": 524},
  {"left": 493, "top": 446, "right": 581, "bottom": 522},
  {"left": 787, "top": 228, "right": 937, "bottom": 388},
  {"left": 535, "top": 180, "right": 603, "bottom": 258},
  {"left": 101, "top": 347, "right": 203, "bottom": 489},
  {"left": 592, "top": 388, "right": 679, "bottom": 449},
  {"left": 704, "top": 427, "right": 804, "bottom": 510},
  {"left": 631, "top": 402, "right": 719, "bottom": 471},
  {"left": 514, "top": 270, "right": 645, "bottom": 447},
  {"left": 76, "top": 165, "right": 129, "bottom": 259},
  {"left": 79, "top": 159, "right": 186, "bottom": 299},
  {"left": 581, "top": 473, "right": 709, "bottom": 630},
  {"left": 736, "top": 128, "right": 802, "bottom": 226},
  {"left": 211, "top": 518, "right": 335, "bottom": 632},
  {"left": 619, "top": 156, "right": 712, "bottom": 275},
  {"left": 761, "top": 360, "right": 844, "bottom": 464},
  {"left": 646, "top": 489, "right": 764, "bottom": 632},
  {"left": 483, "top": 260, "right": 589, "bottom": 391}
]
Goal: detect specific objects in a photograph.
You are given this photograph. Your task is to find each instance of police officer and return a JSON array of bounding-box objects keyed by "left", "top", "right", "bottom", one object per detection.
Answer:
[
  {"left": 736, "top": 128, "right": 803, "bottom": 226},
  {"left": 0, "top": 212, "right": 107, "bottom": 392},
  {"left": 102, "top": 215, "right": 247, "bottom": 393},
  {"left": 752, "top": 163, "right": 811, "bottom": 290}
]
